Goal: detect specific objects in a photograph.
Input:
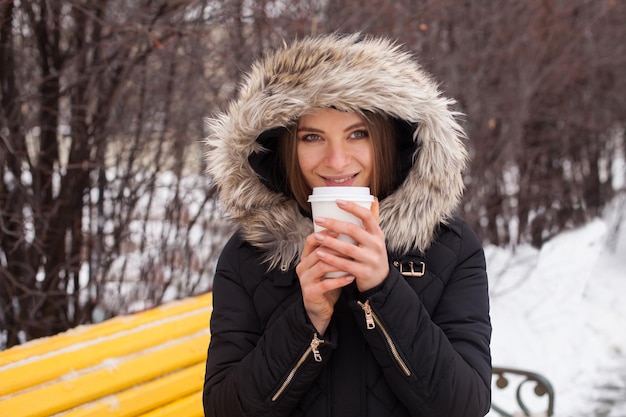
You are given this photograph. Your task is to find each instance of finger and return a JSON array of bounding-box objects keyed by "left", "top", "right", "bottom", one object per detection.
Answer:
[
  {"left": 316, "top": 248, "right": 360, "bottom": 276},
  {"left": 300, "top": 233, "right": 321, "bottom": 258},
  {"left": 319, "top": 244, "right": 388, "bottom": 290},
  {"left": 314, "top": 211, "right": 366, "bottom": 236},
  {"left": 315, "top": 214, "right": 377, "bottom": 250},
  {"left": 298, "top": 241, "right": 348, "bottom": 283},
  {"left": 315, "top": 234, "right": 359, "bottom": 260},
  {"left": 313, "top": 233, "right": 345, "bottom": 255},
  {"left": 318, "top": 272, "right": 355, "bottom": 290},
  {"left": 334, "top": 200, "right": 380, "bottom": 232},
  {"left": 303, "top": 227, "right": 340, "bottom": 258}
]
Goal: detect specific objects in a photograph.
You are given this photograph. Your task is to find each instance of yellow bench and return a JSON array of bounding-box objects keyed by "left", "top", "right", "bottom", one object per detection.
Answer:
[
  {"left": 0, "top": 293, "right": 212, "bottom": 417},
  {"left": 1, "top": 292, "right": 555, "bottom": 417}
]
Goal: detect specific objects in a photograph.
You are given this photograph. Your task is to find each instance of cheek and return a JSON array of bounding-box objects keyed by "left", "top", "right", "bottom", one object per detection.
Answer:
[
  {"left": 358, "top": 143, "right": 374, "bottom": 171},
  {"left": 297, "top": 146, "right": 319, "bottom": 172},
  {"left": 296, "top": 147, "right": 308, "bottom": 171}
]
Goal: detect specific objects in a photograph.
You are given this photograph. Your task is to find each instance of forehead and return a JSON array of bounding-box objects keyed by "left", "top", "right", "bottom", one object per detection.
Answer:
[{"left": 297, "top": 108, "right": 365, "bottom": 128}]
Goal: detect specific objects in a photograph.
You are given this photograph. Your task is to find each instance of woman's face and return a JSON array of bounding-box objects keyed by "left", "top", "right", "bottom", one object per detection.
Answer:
[{"left": 296, "top": 108, "right": 373, "bottom": 189}]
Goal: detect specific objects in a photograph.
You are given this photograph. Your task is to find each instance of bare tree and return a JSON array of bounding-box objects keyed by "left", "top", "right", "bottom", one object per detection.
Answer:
[
  {"left": 0, "top": 0, "right": 232, "bottom": 349},
  {"left": 2, "top": 0, "right": 624, "bottom": 348}
]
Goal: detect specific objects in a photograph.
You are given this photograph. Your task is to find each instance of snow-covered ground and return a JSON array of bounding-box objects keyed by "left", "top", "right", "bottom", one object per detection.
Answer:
[{"left": 486, "top": 195, "right": 626, "bottom": 417}]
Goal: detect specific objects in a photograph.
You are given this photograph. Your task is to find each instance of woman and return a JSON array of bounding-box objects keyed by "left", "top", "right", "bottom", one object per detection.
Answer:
[{"left": 203, "top": 33, "right": 491, "bottom": 417}]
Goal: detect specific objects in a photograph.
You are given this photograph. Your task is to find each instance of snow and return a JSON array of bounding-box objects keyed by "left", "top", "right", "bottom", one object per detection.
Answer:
[{"left": 487, "top": 195, "right": 626, "bottom": 416}]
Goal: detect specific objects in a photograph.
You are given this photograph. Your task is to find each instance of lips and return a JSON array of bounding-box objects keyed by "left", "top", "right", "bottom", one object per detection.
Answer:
[{"left": 322, "top": 174, "right": 358, "bottom": 186}]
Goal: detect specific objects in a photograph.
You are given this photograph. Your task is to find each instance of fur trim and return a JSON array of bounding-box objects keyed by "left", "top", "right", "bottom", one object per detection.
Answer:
[{"left": 204, "top": 33, "right": 468, "bottom": 269}]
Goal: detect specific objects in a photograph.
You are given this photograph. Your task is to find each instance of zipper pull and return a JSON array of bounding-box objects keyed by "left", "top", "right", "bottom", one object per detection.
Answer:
[
  {"left": 311, "top": 333, "right": 324, "bottom": 362},
  {"left": 360, "top": 300, "right": 376, "bottom": 330}
]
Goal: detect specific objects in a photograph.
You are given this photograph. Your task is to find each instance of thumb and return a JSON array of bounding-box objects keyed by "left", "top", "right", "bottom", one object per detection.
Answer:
[{"left": 371, "top": 197, "right": 380, "bottom": 222}]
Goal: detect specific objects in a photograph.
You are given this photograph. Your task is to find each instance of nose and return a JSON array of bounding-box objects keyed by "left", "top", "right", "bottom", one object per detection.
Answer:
[{"left": 324, "top": 141, "right": 350, "bottom": 170}]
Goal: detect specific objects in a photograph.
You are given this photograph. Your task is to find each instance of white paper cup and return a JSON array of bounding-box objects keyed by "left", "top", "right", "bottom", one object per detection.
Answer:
[{"left": 308, "top": 187, "right": 374, "bottom": 277}]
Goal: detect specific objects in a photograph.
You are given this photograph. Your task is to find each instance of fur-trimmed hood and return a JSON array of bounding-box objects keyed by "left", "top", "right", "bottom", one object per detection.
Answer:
[{"left": 204, "top": 33, "right": 468, "bottom": 270}]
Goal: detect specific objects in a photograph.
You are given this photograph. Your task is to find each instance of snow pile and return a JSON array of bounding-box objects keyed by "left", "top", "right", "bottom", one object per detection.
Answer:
[{"left": 487, "top": 196, "right": 626, "bottom": 416}]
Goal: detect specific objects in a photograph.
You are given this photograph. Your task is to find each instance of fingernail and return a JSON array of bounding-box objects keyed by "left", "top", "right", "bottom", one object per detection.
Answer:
[
  {"left": 314, "top": 233, "right": 325, "bottom": 241},
  {"left": 315, "top": 216, "right": 327, "bottom": 224},
  {"left": 336, "top": 199, "right": 347, "bottom": 206},
  {"left": 345, "top": 275, "right": 355, "bottom": 282},
  {"left": 317, "top": 249, "right": 327, "bottom": 258}
]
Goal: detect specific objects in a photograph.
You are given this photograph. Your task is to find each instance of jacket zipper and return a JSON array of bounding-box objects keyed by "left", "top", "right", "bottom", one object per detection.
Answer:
[
  {"left": 357, "top": 300, "right": 412, "bottom": 377},
  {"left": 271, "top": 333, "right": 325, "bottom": 402}
]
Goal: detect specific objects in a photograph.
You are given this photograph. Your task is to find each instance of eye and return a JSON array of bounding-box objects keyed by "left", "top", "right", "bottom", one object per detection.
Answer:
[
  {"left": 349, "top": 129, "right": 369, "bottom": 139},
  {"left": 299, "top": 133, "right": 322, "bottom": 142}
]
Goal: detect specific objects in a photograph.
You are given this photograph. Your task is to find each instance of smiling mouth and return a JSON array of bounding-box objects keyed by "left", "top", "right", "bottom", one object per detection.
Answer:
[{"left": 322, "top": 174, "right": 357, "bottom": 185}]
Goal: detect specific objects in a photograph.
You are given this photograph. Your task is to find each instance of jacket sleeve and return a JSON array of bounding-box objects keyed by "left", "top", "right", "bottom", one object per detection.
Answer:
[
  {"left": 203, "top": 235, "right": 336, "bottom": 417},
  {"left": 352, "top": 220, "right": 492, "bottom": 417}
]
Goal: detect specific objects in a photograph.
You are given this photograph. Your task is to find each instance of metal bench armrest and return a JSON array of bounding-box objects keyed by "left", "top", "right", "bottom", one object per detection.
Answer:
[{"left": 491, "top": 366, "right": 555, "bottom": 417}]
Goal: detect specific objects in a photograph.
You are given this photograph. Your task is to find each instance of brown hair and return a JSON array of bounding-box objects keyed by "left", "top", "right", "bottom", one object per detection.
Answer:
[{"left": 280, "top": 110, "right": 397, "bottom": 212}]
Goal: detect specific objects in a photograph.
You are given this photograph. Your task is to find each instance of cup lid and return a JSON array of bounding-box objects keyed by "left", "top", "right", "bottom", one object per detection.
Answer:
[{"left": 307, "top": 186, "right": 374, "bottom": 202}]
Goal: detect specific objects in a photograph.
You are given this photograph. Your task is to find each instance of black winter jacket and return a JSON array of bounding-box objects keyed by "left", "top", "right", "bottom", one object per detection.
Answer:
[
  {"left": 202, "top": 33, "right": 492, "bottom": 417},
  {"left": 204, "top": 218, "right": 491, "bottom": 416}
]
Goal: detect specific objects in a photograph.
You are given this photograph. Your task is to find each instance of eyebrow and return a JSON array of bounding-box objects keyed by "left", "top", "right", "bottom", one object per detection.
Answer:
[{"left": 297, "top": 122, "right": 367, "bottom": 133}]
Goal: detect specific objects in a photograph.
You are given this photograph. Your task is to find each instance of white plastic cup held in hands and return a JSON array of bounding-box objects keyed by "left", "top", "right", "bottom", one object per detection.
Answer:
[{"left": 308, "top": 187, "right": 375, "bottom": 278}]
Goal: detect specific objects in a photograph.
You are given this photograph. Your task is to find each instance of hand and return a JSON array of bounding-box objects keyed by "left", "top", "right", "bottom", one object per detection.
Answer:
[
  {"left": 311, "top": 198, "right": 389, "bottom": 293},
  {"left": 296, "top": 230, "right": 355, "bottom": 335}
]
